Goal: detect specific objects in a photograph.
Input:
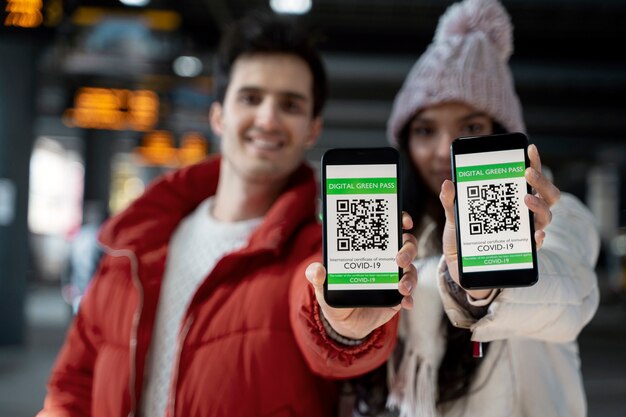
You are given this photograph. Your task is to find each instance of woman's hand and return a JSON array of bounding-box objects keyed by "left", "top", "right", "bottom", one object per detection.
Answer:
[
  {"left": 306, "top": 212, "right": 418, "bottom": 340},
  {"left": 439, "top": 144, "right": 561, "bottom": 299},
  {"left": 523, "top": 144, "right": 561, "bottom": 250}
]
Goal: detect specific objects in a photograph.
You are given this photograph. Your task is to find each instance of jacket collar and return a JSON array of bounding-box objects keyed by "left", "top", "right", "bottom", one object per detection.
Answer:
[{"left": 98, "top": 156, "right": 319, "bottom": 258}]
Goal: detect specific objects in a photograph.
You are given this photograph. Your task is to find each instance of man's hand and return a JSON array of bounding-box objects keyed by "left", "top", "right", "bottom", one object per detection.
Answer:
[
  {"left": 440, "top": 144, "right": 561, "bottom": 299},
  {"left": 306, "top": 212, "right": 418, "bottom": 340}
]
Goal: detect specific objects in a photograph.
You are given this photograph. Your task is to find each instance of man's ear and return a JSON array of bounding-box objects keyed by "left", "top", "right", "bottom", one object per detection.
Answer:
[
  {"left": 209, "top": 102, "right": 224, "bottom": 137},
  {"left": 305, "top": 117, "right": 323, "bottom": 149}
]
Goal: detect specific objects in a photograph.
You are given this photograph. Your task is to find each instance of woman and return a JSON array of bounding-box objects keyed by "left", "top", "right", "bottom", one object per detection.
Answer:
[{"left": 343, "top": 0, "right": 600, "bottom": 416}]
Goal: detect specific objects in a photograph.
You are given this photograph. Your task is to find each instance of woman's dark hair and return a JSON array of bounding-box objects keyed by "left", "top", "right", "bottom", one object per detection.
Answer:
[
  {"left": 213, "top": 10, "right": 328, "bottom": 118},
  {"left": 351, "top": 119, "right": 507, "bottom": 414}
]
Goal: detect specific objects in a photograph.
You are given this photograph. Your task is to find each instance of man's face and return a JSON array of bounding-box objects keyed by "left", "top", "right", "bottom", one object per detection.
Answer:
[{"left": 210, "top": 53, "right": 321, "bottom": 184}]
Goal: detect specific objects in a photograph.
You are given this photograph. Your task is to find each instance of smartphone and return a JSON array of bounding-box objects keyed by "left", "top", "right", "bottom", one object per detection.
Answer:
[
  {"left": 321, "top": 147, "right": 403, "bottom": 307},
  {"left": 450, "top": 132, "right": 538, "bottom": 289}
]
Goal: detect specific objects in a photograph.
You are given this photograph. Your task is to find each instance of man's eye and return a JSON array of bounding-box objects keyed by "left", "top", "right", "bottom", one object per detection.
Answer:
[
  {"left": 281, "top": 100, "right": 305, "bottom": 114},
  {"left": 240, "top": 94, "right": 261, "bottom": 105}
]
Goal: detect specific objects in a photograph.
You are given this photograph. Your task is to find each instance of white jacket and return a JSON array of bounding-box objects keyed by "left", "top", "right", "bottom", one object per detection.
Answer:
[
  {"left": 392, "top": 193, "right": 600, "bottom": 417},
  {"left": 442, "top": 192, "right": 599, "bottom": 417}
]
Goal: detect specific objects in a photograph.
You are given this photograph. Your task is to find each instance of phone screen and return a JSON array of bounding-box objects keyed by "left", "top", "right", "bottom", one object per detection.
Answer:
[
  {"left": 325, "top": 164, "right": 400, "bottom": 291},
  {"left": 455, "top": 148, "right": 534, "bottom": 273}
]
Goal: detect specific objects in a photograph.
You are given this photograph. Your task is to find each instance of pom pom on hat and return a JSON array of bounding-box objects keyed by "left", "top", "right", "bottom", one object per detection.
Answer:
[
  {"left": 435, "top": 0, "right": 513, "bottom": 61},
  {"left": 387, "top": 0, "right": 525, "bottom": 147}
]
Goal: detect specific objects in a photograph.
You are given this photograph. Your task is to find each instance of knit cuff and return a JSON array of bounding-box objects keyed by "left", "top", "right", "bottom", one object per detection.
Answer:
[
  {"left": 466, "top": 287, "right": 500, "bottom": 307},
  {"left": 443, "top": 267, "right": 492, "bottom": 320},
  {"left": 319, "top": 310, "right": 367, "bottom": 346}
]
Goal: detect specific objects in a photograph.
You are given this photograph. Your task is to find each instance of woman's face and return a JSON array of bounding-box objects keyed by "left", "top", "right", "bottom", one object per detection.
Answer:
[{"left": 407, "top": 102, "right": 494, "bottom": 194}]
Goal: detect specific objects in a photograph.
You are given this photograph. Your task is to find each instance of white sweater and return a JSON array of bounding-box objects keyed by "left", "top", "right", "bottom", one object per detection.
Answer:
[{"left": 141, "top": 197, "right": 262, "bottom": 417}]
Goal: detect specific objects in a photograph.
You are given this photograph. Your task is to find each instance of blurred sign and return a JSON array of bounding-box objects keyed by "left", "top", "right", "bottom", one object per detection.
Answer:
[
  {"left": 63, "top": 87, "right": 159, "bottom": 131},
  {"left": 72, "top": 6, "right": 180, "bottom": 31},
  {"left": 178, "top": 132, "right": 209, "bottom": 166},
  {"left": 135, "top": 131, "right": 209, "bottom": 167},
  {"left": 4, "top": 0, "right": 43, "bottom": 28},
  {"left": 2, "top": 0, "right": 62, "bottom": 29},
  {"left": 136, "top": 130, "right": 178, "bottom": 166}
]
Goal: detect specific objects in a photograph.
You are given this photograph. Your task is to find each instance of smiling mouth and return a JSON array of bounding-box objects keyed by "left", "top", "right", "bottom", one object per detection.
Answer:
[{"left": 246, "top": 135, "right": 285, "bottom": 151}]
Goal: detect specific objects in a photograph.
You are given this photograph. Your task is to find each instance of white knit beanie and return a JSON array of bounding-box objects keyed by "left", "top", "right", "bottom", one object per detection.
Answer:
[{"left": 387, "top": 0, "right": 525, "bottom": 147}]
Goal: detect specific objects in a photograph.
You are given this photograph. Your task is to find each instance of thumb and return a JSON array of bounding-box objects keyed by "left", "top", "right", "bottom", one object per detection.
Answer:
[
  {"left": 439, "top": 179, "right": 456, "bottom": 226},
  {"left": 440, "top": 180, "right": 459, "bottom": 268},
  {"left": 305, "top": 262, "right": 329, "bottom": 308}
]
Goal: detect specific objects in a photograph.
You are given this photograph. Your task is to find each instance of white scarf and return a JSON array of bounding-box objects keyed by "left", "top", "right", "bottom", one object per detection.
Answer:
[{"left": 386, "top": 223, "right": 447, "bottom": 417}]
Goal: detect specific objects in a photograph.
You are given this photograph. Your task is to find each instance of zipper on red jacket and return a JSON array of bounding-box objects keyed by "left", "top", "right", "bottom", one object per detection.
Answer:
[
  {"left": 99, "top": 244, "right": 143, "bottom": 417},
  {"left": 166, "top": 314, "right": 195, "bottom": 417}
]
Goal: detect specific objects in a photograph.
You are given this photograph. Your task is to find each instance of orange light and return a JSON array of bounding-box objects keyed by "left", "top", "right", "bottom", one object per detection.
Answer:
[
  {"left": 178, "top": 132, "right": 209, "bottom": 166},
  {"left": 44, "top": 0, "right": 63, "bottom": 27},
  {"left": 128, "top": 90, "right": 159, "bottom": 131},
  {"left": 134, "top": 131, "right": 209, "bottom": 167},
  {"left": 136, "top": 131, "right": 178, "bottom": 166},
  {"left": 71, "top": 7, "right": 181, "bottom": 31},
  {"left": 4, "top": 0, "right": 43, "bottom": 28},
  {"left": 64, "top": 87, "right": 159, "bottom": 131}
]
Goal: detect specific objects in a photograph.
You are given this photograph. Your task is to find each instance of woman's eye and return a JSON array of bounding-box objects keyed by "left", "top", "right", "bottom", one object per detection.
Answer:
[
  {"left": 409, "top": 125, "right": 438, "bottom": 149},
  {"left": 411, "top": 126, "right": 434, "bottom": 137},
  {"left": 462, "top": 123, "right": 487, "bottom": 135}
]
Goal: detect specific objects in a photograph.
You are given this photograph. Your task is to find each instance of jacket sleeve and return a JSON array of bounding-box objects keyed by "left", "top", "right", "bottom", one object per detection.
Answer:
[
  {"left": 439, "top": 193, "right": 600, "bottom": 343},
  {"left": 37, "top": 258, "right": 109, "bottom": 416},
  {"left": 289, "top": 253, "right": 399, "bottom": 379}
]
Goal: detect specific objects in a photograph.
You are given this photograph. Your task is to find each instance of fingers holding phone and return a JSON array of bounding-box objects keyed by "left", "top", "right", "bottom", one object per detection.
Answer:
[
  {"left": 305, "top": 243, "right": 418, "bottom": 340},
  {"left": 527, "top": 143, "right": 560, "bottom": 207},
  {"left": 524, "top": 144, "right": 561, "bottom": 249},
  {"left": 397, "top": 212, "right": 418, "bottom": 268},
  {"left": 397, "top": 263, "right": 417, "bottom": 311},
  {"left": 439, "top": 179, "right": 460, "bottom": 283}
]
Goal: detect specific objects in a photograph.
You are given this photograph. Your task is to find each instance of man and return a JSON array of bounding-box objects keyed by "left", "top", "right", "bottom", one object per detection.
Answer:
[{"left": 39, "top": 11, "right": 417, "bottom": 417}]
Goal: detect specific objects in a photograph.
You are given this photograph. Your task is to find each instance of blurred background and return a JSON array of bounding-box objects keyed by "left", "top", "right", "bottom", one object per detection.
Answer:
[{"left": 0, "top": 0, "right": 624, "bottom": 415}]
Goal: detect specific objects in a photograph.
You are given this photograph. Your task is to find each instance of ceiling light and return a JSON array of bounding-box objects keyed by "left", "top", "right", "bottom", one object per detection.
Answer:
[
  {"left": 270, "top": 0, "right": 312, "bottom": 15},
  {"left": 173, "top": 56, "right": 203, "bottom": 78},
  {"left": 119, "top": 0, "right": 150, "bottom": 7}
]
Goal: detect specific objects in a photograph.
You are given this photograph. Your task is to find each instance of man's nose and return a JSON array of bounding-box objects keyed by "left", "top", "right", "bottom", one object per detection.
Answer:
[{"left": 255, "top": 99, "right": 281, "bottom": 130}]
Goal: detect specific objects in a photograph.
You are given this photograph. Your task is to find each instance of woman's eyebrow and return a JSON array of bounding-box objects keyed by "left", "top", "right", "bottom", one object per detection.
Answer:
[
  {"left": 411, "top": 115, "right": 433, "bottom": 124},
  {"left": 460, "top": 111, "right": 490, "bottom": 121}
]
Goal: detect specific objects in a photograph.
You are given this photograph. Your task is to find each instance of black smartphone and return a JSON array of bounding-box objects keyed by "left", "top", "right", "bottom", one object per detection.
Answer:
[
  {"left": 321, "top": 147, "right": 403, "bottom": 307},
  {"left": 450, "top": 132, "right": 538, "bottom": 289}
]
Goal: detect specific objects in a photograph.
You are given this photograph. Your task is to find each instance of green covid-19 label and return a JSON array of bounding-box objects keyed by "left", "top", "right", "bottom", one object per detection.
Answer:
[
  {"left": 326, "top": 177, "right": 397, "bottom": 195},
  {"left": 462, "top": 252, "right": 533, "bottom": 267},
  {"left": 328, "top": 272, "right": 399, "bottom": 284}
]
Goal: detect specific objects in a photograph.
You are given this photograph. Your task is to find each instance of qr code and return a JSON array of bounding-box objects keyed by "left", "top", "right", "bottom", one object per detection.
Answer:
[
  {"left": 467, "top": 183, "right": 520, "bottom": 235},
  {"left": 336, "top": 199, "right": 389, "bottom": 251}
]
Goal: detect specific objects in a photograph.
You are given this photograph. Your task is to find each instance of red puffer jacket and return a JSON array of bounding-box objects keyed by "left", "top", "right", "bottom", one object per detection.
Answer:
[{"left": 39, "top": 157, "right": 398, "bottom": 417}]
